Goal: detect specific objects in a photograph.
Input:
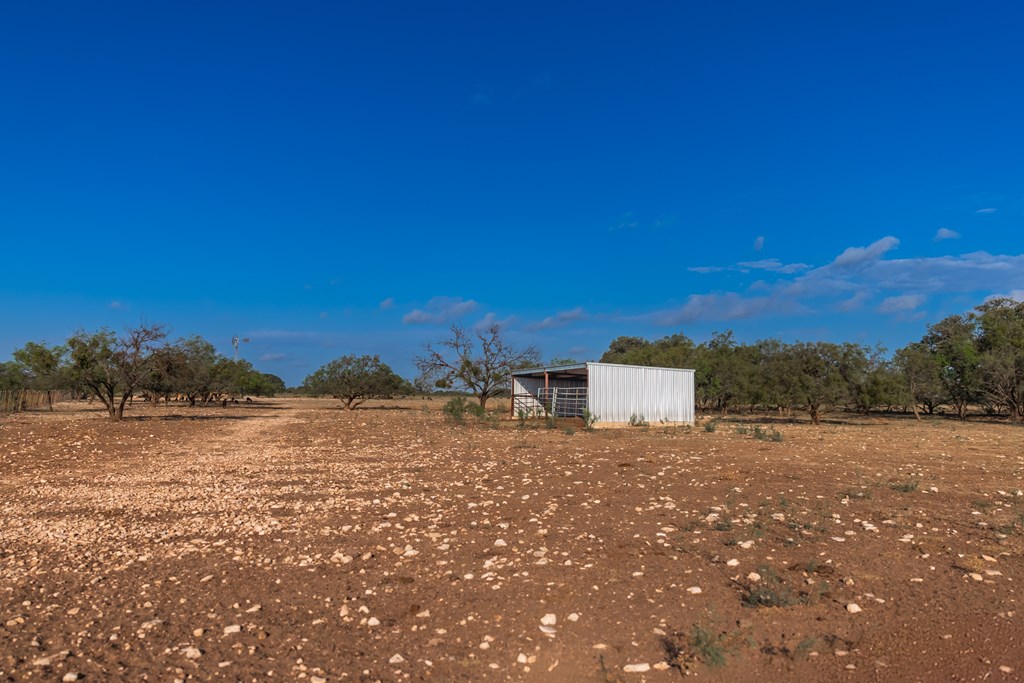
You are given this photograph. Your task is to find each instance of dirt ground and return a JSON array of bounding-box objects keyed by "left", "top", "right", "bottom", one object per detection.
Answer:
[{"left": 1, "top": 398, "right": 1022, "bottom": 682}]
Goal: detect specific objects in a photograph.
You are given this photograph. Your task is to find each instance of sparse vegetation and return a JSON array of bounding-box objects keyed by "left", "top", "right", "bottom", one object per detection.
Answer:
[
  {"left": 890, "top": 477, "right": 920, "bottom": 493},
  {"left": 629, "top": 413, "right": 649, "bottom": 427}
]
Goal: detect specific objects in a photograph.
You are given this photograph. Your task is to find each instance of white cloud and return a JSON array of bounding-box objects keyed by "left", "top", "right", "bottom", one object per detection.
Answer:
[
  {"left": 877, "top": 294, "right": 925, "bottom": 314},
  {"left": 473, "top": 312, "right": 518, "bottom": 331},
  {"left": 976, "top": 208, "right": 997, "bottom": 214},
  {"left": 736, "top": 259, "right": 812, "bottom": 274},
  {"left": 527, "top": 307, "right": 587, "bottom": 331},
  {"left": 934, "top": 228, "right": 961, "bottom": 241},
  {"left": 652, "top": 292, "right": 808, "bottom": 325},
  {"left": 402, "top": 296, "right": 479, "bottom": 325},
  {"left": 319, "top": 312, "right": 329, "bottom": 319},
  {"left": 379, "top": 297, "right": 395, "bottom": 310},
  {"left": 837, "top": 291, "right": 869, "bottom": 312},
  {"left": 754, "top": 236, "right": 765, "bottom": 251},
  {"left": 831, "top": 236, "right": 900, "bottom": 269},
  {"left": 260, "top": 353, "right": 287, "bottom": 362},
  {"left": 109, "top": 300, "right": 126, "bottom": 309}
]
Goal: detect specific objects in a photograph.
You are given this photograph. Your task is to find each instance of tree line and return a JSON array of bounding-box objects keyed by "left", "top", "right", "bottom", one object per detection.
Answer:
[
  {"left": 600, "top": 298, "right": 1024, "bottom": 423},
  {"left": 0, "top": 324, "right": 285, "bottom": 420}
]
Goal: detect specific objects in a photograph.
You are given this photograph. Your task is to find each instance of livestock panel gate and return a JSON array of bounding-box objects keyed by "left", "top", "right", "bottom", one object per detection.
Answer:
[{"left": 511, "top": 362, "right": 695, "bottom": 424}]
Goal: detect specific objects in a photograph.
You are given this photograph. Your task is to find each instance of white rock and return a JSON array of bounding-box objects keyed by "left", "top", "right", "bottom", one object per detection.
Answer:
[
  {"left": 367, "top": 617, "right": 381, "bottom": 626},
  {"left": 223, "top": 624, "right": 241, "bottom": 635},
  {"left": 567, "top": 612, "right": 579, "bottom": 622},
  {"left": 726, "top": 559, "right": 739, "bottom": 567},
  {"left": 494, "top": 539, "right": 507, "bottom": 547},
  {"left": 389, "top": 654, "right": 405, "bottom": 664},
  {"left": 687, "top": 586, "right": 702, "bottom": 594},
  {"left": 539, "top": 625, "right": 557, "bottom": 635},
  {"left": 183, "top": 646, "right": 202, "bottom": 659},
  {"left": 747, "top": 572, "right": 761, "bottom": 582},
  {"left": 623, "top": 663, "right": 651, "bottom": 672},
  {"left": 62, "top": 674, "right": 81, "bottom": 683},
  {"left": 846, "top": 603, "right": 862, "bottom": 614},
  {"left": 540, "top": 613, "right": 557, "bottom": 626}
]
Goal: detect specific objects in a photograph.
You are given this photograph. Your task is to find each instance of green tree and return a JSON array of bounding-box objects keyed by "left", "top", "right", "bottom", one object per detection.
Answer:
[
  {"left": 67, "top": 324, "right": 167, "bottom": 420},
  {"left": 11, "top": 341, "right": 68, "bottom": 411},
  {"left": 974, "top": 298, "right": 1024, "bottom": 421},
  {"left": 416, "top": 324, "right": 540, "bottom": 409},
  {"left": 923, "top": 314, "right": 981, "bottom": 420},
  {"left": 304, "top": 354, "right": 411, "bottom": 409},
  {"left": 0, "top": 361, "right": 27, "bottom": 391},
  {"left": 789, "top": 342, "right": 848, "bottom": 425},
  {"left": 894, "top": 342, "right": 944, "bottom": 418}
]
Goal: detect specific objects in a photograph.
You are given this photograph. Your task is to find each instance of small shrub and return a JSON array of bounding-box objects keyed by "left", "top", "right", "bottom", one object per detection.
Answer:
[
  {"left": 516, "top": 408, "right": 529, "bottom": 429},
  {"left": 563, "top": 426, "right": 576, "bottom": 436},
  {"left": 688, "top": 624, "right": 728, "bottom": 668},
  {"left": 629, "top": 413, "right": 649, "bottom": 427},
  {"left": 889, "top": 478, "right": 920, "bottom": 493},
  {"left": 582, "top": 409, "right": 599, "bottom": 431},
  {"left": 704, "top": 420, "right": 718, "bottom": 433},
  {"left": 743, "top": 567, "right": 796, "bottom": 608},
  {"left": 753, "top": 426, "right": 783, "bottom": 442},
  {"left": 735, "top": 425, "right": 750, "bottom": 435},
  {"left": 442, "top": 397, "right": 484, "bottom": 424}
]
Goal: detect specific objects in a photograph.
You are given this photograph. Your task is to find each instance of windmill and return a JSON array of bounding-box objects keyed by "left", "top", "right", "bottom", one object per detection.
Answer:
[{"left": 232, "top": 335, "right": 250, "bottom": 360}]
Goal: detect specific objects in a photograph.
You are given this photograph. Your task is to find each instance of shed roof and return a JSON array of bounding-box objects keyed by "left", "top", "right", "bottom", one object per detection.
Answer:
[{"left": 511, "top": 363, "right": 588, "bottom": 379}]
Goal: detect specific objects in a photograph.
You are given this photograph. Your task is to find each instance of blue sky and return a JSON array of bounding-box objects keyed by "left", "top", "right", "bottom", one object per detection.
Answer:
[{"left": 1, "top": 1, "right": 1022, "bottom": 385}]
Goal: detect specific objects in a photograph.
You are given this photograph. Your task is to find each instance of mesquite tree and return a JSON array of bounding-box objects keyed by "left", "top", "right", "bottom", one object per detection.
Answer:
[{"left": 416, "top": 323, "right": 540, "bottom": 409}]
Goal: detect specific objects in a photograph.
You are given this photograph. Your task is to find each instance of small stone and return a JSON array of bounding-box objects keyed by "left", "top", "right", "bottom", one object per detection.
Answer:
[
  {"left": 183, "top": 646, "right": 202, "bottom": 659},
  {"left": 653, "top": 662, "right": 670, "bottom": 671},
  {"left": 494, "top": 539, "right": 507, "bottom": 547},
  {"left": 311, "top": 678, "right": 327, "bottom": 683},
  {"left": 223, "top": 624, "right": 241, "bottom": 635},
  {"left": 540, "top": 613, "right": 557, "bottom": 626},
  {"left": 623, "top": 663, "right": 651, "bottom": 673},
  {"left": 999, "top": 665, "right": 1013, "bottom": 673},
  {"left": 747, "top": 572, "right": 761, "bottom": 582},
  {"left": 969, "top": 573, "right": 983, "bottom": 582},
  {"left": 846, "top": 603, "right": 862, "bottom": 614},
  {"left": 193, "top": 628, "right": 204, "bottom": 637},
  {"left": 567, "top": 613, "right": 579, "bottom": 622},
  {"left": 367, "top": 617, "right": 381, "bottom": 627},
  {"left": 687, "top": 586, "right": 702, "bottom": 594},
  {"left": 726, "top": 559, "right": 739, "bottom": 567},
  {"left": 389, "top": 654, "right": 405, "bottom": 664},
  {"left": 539, "top": 625, "right": 557, "bottom": 635},
  {"left": 62, "top": 674, "right": 81, "bottom": 682}
]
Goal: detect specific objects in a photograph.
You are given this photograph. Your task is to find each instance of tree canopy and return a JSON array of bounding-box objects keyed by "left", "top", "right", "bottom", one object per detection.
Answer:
[{"left": 303, "top": 355, "right": 411, "bottom": 409}]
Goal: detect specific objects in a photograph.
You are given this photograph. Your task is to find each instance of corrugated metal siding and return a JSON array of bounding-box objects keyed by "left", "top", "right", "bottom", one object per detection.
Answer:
[{"left": 586, "top": 363, "right": 695, "bottom": 423}]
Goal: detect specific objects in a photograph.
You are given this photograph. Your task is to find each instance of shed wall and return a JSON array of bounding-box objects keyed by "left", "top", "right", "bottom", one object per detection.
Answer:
[{"left": 586, "top": 363, "right": 695, "bottom": 424}]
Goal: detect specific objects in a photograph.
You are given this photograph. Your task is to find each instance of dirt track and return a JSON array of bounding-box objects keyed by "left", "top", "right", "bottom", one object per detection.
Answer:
[{"left": 1, "top": 398, "right": 1022, "bottom": 682}]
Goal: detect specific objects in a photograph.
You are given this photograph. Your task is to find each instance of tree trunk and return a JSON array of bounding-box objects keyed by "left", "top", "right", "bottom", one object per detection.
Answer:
[
  {"left": 911, "top": 402, "right": 921, "bottom": 421},
  {"left": 808, "top": 404, "right": 820, "bottom": 425},
  {"left": 478, "top": 394, "right": 489, "bottom": 409},
  {"left": 115, "top": 392, "right": 131, "bottom": 420}
]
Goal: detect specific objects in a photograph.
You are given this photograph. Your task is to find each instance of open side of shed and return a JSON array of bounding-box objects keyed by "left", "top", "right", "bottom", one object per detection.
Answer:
[{"left": 511, "top": 362, "right": 695, "bottom": 424}]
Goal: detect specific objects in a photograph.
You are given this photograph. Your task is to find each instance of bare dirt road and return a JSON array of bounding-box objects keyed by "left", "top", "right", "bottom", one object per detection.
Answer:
[{"left": 1, "top": 398, "right": 1022, "bottom": 682}]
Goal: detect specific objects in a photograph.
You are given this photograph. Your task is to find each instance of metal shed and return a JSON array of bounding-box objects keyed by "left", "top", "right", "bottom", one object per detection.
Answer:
[{"left": 511, "top": 362, "right": 695, "bottom": 424}]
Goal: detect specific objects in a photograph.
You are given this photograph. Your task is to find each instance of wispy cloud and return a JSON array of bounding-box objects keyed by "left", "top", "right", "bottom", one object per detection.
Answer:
[
  {"left": 402, "top": 296, "right": 479, "bottom": 325},
  {"left": 753, "top": 236, "right": 765, "bottom": 251},
  {"left": 934, "top": 228, "right": 961, "bottom": 241},
  {"left": 831, "top": 236, "right": 900, "bottom": 269},
  {"left": 259, "top": 352, "right": 287, "bottom": 362},
  {"left": 473, "top": 312, "right": 518, "bottom": 331},
  {"left": 526, "top": 307, "right": 587, "bottom": 331},
  {"left": 652, "top": 293, "right": 809, "bottom": 325},
  {"left": 736, "top": 259, "right": 812, "bottom": 274},
  {"left": 379, "top": 297, "right": 395, "bottom": 310},
  {"left": 691, "top": 259, "right": 810, "bottom": 275},
  {"left": 877, "top": 294, "right": 925, "bottom": 314},
  {"left": 653, "top": 236, "right": 1024, "bottom": 326},
  {"left": 109, "top": 300, "right": 127, "bottom": 309},
  {"left": 976, "top": 208, "right": 997, "bottom": 214}
]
